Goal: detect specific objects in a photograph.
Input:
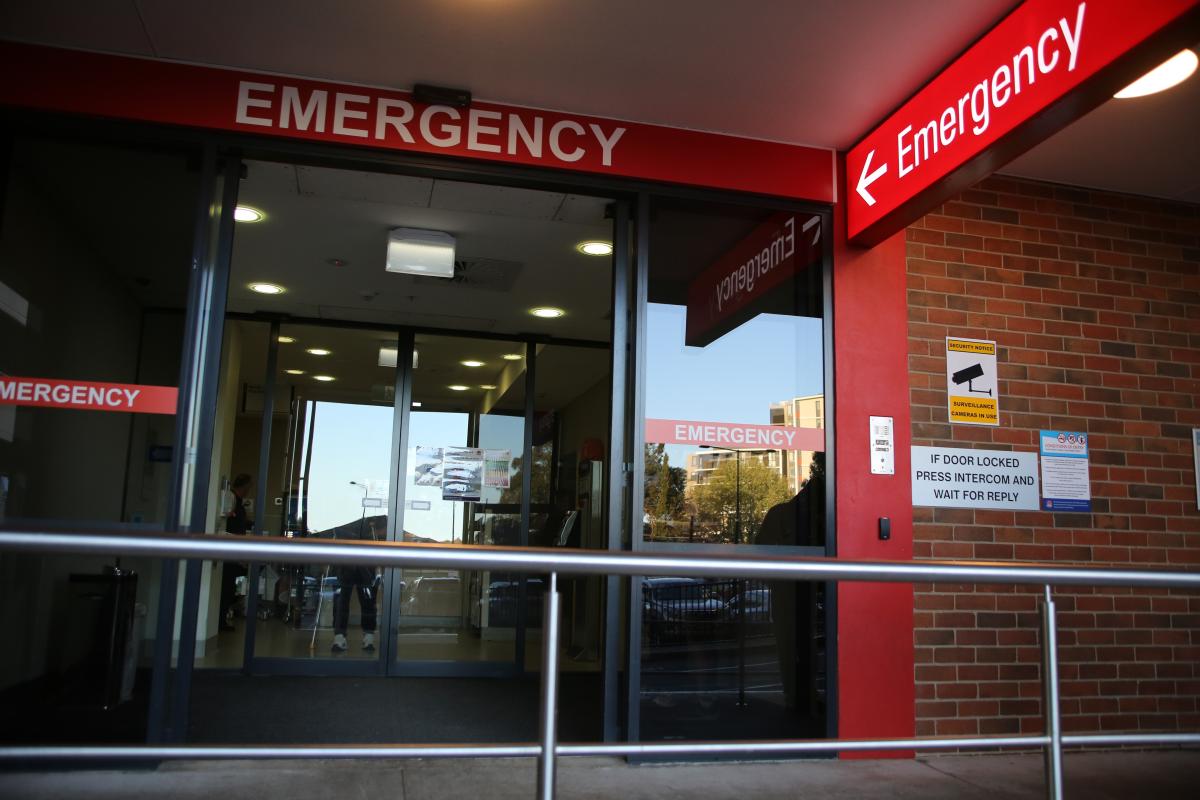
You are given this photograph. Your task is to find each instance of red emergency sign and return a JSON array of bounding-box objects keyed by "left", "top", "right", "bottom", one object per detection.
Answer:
[
  {"left": 846, "top": 0, "right": 1200, "bottom": 245},
  {"left": 0, "top": 377, "right": 178, "bottom": 415},
  {"left": 646, "top": 418, "right": 825, "bottom": 452},
  {"left": 0, "top": 42, "right": 834, "bottom": 203}
]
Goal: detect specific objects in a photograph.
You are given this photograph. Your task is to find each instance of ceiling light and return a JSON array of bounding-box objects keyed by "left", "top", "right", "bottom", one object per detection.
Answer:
[
  {"left": 234, "top": 206, "right": 264, "bottom": 223},
  {"left": 461, "top": 360, "right": 485, "bottom": 368},
  {"left": 278, "top": 336, "right": 295, "bottom": 344},
  {"left": 249, "top": 282, "right": 284, "bottom": 295},
  {"left": 480, "top": 384, "right": 497, "bottom": 390},
  {"left": 502, "top": 353, "right": 523, "bottom": 361},
  {"left": 313, "top": 375, "right": 336, "bottom": 382},
  {"left": 448, "top": 385, "right": 469, "bottom": 391},
  {"left": 1115, "top": 49, "right": 1198, "bottom": 98},
  {"left": 530, "top": 306, "right": 565, "bottom": 318},
  {"left": 412, "top": 401, "right": 423, "bottom": 408},
  {"left": 285, "top": 369, "right": 305, "bottom": 375},
  {"left": 576, "top": 240, "right": 613, "bottom": 256},
  {"left": 306, "top": 348, "right": 331, "bottom": 356},
  {"left": 386, "top": 227, "right": 456, "bottom": 278}
]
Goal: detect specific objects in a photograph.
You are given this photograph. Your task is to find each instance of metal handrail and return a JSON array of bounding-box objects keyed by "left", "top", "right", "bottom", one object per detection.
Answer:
[{"left": 0, "top": 530, "right": 1197, "bottom": 800}]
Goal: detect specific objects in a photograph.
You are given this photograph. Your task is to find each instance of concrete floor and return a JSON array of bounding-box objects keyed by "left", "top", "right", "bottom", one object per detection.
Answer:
[{"left": 2, "top": 750, "right": 1197, "bottom": 799}]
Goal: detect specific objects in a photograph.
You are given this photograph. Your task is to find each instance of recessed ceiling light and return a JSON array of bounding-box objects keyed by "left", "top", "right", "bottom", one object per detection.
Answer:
[
  {"left": 306, "top": 348, "right": 331, "bottom": 356},
  {"left": 448, "top": 385, "right": 469, "bottom": 391},
  {"left": 234, "top": 206, "right": 264, "bottom": 223},
  {"left": 461, "top": 360, "right": 485, "bottom": 368},
  {"left": 412, "top": 401, "right": 423, "bottom": 408},
  {"left": 278, "top": 336, "right": 295, "bottom": 344},
  {"left": 530, "top": 307, "right": 565, "bottom": 318},
  {"left": 313, "top": 375, "right": 336, "bottom": 382},
  {"left": 576, "top": 240, "right": 613, "bottom": 256},
  {"left": 285, "top": 369, "right": 305, "bottom": 375},
  {"left": 502, "top": 353, "right": 523, "bottom": 361},
  {"left": 480, "top": 384, "right": 497, "bottom": 390},
  {"left": 1115, "top": 49, "right": 1198, "bottom": 98},
  {"left": 249, "top": 282, "right": 284, "bottom": 295}
]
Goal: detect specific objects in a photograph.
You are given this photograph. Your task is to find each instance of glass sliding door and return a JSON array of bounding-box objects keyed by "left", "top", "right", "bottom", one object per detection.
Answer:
[{"left": 391, "top": 333, "right": 528, "bottom": 672}]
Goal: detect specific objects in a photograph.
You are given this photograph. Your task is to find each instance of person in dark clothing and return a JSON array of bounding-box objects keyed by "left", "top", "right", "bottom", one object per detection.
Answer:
[
  {"left": 757, "top": 453, "right": 825, "bottom": 712},
  {"left": 331, "top": 515, "right": 384, "bottom": 652},
  {"left": 218, "top": 473, "right": 252, "bottom": 633}
]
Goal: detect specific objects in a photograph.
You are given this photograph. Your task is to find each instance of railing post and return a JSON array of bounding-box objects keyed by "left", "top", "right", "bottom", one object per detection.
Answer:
[
  {"left": 1041, "top": 584, "right": 1063, "bottom": 800},
  {"left": 538, "top": 571, "right": 562, "bottom": 800}
]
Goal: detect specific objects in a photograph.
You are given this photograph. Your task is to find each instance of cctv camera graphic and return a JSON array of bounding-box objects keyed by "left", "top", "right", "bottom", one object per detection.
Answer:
[{"left": 951, "top": 363, "right": 991, "bottom": 396}]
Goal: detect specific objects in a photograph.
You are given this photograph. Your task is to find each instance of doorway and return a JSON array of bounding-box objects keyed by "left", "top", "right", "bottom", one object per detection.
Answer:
[{"left": 185, "top": 155, "right": 623, "bottom": 740}]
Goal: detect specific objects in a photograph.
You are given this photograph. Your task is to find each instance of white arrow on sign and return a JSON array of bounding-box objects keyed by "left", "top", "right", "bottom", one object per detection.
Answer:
[{"left": 856, "top": 149, "right": 887, "bottom": 206}]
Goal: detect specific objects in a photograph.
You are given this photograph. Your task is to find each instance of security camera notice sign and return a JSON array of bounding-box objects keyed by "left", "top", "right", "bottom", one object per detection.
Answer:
[
  {"left": 912, "top": 445, "right": 1039, "bottom": 510},
  {"left": 946, "top": 337, "right": 998, "bottom": 426}
]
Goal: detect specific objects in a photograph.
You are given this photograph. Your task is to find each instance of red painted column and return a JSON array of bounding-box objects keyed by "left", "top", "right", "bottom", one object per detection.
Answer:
[{"left": 833, "top": 154, "right": 915, "bottom": 757}]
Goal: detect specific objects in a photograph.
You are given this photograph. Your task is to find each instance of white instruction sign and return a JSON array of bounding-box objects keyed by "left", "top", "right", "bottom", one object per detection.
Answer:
[
  {"left": 912, "top": 446, "right": 1039, "bottom": 510},
  {"left": 870, "top": 416, "right": 894, "bottom": 475}
]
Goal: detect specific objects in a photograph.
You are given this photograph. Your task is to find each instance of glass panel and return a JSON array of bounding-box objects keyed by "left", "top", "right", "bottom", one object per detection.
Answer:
[
  {"left": 395, "top": 334, "right": 526, "bottom": 664},
  {"left": 0, "top": 137, "right": 199, "bottom": 743},
  {"left": 196, "top": 321, "right": 398, "bottom": 665},
  {"left": 639, "top": 196, "right": 827, "bottom": 741}
]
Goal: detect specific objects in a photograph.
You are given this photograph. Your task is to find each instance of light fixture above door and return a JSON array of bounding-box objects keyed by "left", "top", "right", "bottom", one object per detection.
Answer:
[{"left": 386, "top": 227, "right": 456, "bottom": 278}]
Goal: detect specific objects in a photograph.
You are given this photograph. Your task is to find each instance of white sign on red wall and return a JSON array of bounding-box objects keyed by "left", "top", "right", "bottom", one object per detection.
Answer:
[
  {"left": 0, "top": 42, "right": 834, "bottom": 203},
  {"left": 0, "top": 377, "right": 178, "bottom": 415},
  {"left": 846, "top": 0, "right": 1200, "bottom": 244}
]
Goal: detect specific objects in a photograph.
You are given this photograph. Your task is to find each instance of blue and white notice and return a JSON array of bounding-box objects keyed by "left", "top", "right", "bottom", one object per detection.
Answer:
[{"left": 1040, "top": 430, "right": 1091, "bottom": 512}]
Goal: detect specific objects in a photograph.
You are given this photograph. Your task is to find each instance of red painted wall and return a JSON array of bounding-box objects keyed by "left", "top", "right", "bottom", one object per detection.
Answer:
[{"left": 833, "top": 154, "right": 916, "bottom": 755}]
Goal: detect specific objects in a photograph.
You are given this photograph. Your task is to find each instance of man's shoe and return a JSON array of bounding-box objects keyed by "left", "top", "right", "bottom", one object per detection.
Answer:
[
  {"left": 362, "top": 633, "right": 376, "bottom": 651},
  {"left": 331, "top": 634, "right": 348, "bottom": 653}
]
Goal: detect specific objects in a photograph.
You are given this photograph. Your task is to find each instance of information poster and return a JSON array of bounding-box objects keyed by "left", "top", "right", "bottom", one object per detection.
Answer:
[
  {"left": 414, "top": 447, "right": 443, "bottom": 486},
  {"left": 484, "top": 449, "right": 512, "bottom": 488},
  {"left": 1040, "top": 430, "right": 1091, "bottom": 512},
  {"left": 945, "top": 337, "right": 998, "bottom": 426},
  {"left": 442, "top": 447, "right": 483, "bottom": 502}
]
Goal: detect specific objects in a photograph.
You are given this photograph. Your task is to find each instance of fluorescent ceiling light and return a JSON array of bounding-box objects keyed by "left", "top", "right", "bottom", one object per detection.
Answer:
[
  {"left": 502, "top": 353, "right": 523, "bottom": 361},
  {"left": 386, "top": 227, "right": 456, "bottom": 278},
  {"left": 412, "top": 401, "right": 423, "bottom": 408},
  {"left": 448, "top": 385, "right": 469, "bottom": 391},
  {"left": 576, "top": 240, "right": 613, "bottom": 256},
  {"left": 313, "top": 375, "right": 336, "bottom": 382},
  {"left": 234, "top": 206, "right": 264, "bottom": 222},
  {"left": 461, "top": 360, "right": 485, "bottom": 368},
  {"left": 530, "top": 306, "right": 565, "bottom": 318},
  {"left": 1115, "top": 49, "right": 1198, "bottom": 98},
  {"left": 378, "top": 347, "right": 418, "bottom": 368},
  {"left": 306, "top": 348, "right": 331, "bottom": 356},
  {"left": 278, "top": 336, "right": 295, "bottom": 343},
  {"left": 249, "top": 282, "right": 284, "bottom": 295},
  {"left": 285, "top": 369, "right": 305, "bottom": 375},
  {"left": 480, "top": 384, "right": 497, "bottom": 390}
]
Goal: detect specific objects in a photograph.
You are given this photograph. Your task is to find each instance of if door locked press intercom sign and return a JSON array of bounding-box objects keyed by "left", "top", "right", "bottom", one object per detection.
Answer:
[{"left": 945, "top": 337, "right": 998, "bottom": 426}]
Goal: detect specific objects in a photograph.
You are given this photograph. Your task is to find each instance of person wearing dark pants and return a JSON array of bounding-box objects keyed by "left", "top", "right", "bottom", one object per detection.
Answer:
[
  {"left": 331, "top": 565, "right": 379, "bottom": 652},
  {"left": 218, "top": 473, "right": 252, "bottom": 633}
]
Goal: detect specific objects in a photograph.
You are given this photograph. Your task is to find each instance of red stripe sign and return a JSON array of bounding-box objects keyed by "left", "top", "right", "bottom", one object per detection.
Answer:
[
  {"left": 846, "top": 0, "right": 1200, "bottom": 244},
  {"left": 646, "top": 418, "right": 825, "bottom": 452},
  {"left": 0, "top": 377, "right": 178, "bottom": 415},
  {"left": 0, "top": 42, "right": 834, "bottom": 203}
]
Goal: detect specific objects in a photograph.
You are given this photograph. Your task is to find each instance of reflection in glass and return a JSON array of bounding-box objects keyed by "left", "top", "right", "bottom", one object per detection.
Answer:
[{"left": 639, "top": 196, "right": 827, "bottom": 742}]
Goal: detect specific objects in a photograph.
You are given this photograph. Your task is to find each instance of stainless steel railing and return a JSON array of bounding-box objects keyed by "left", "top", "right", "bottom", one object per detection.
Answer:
[{"left": 1, "top": 530, "right": 1198, "bottom": 800}]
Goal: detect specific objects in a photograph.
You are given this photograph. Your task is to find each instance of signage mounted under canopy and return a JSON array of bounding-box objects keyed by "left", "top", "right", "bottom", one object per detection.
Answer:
[
  {"left": 846, "top": 0, "right": 1200, "bottom": 245},
  {"left": 0, "top": 42, "right": 834, "bottom": 203}
]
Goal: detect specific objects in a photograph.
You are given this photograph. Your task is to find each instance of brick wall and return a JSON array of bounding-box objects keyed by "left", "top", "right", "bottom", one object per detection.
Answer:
[{"left": 906, "top": 175, "right": 1200, "bottom": 738}]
